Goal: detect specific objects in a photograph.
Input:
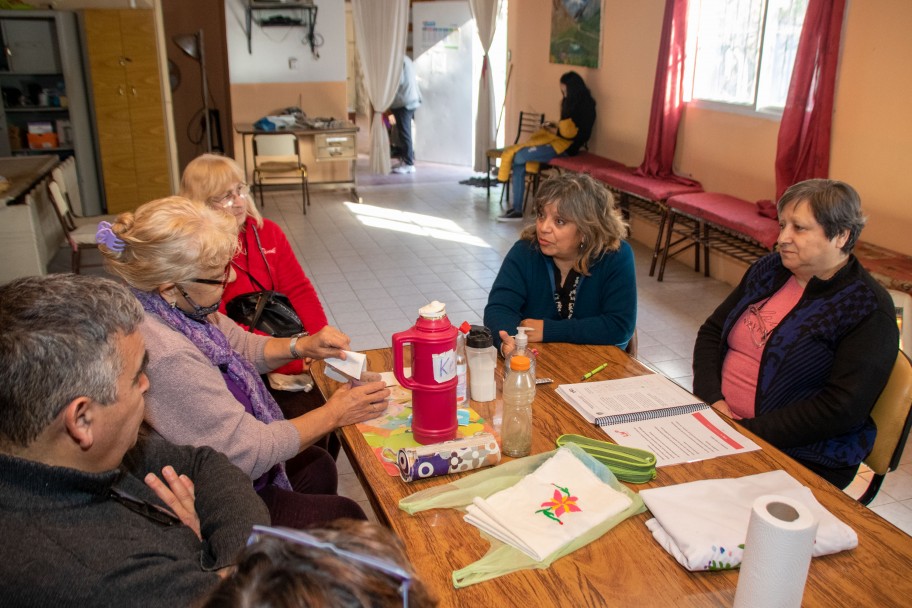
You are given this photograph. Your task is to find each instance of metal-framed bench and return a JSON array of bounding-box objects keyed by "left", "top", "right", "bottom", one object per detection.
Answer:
[
  {"left": 658, "top": 192, "right": 779, "bottom": 281},
  {"left": 545, "top": 152, "right": 704, "bottom": 277}
]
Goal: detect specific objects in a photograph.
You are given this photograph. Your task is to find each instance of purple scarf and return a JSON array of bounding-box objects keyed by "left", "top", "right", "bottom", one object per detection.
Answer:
[{"left": 133, "top": 288, "right": 292, "bottom": 490}]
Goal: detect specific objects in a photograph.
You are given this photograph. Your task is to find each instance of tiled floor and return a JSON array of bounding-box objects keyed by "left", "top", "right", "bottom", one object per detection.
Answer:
[{"left": 53, "top": 155, "right": 912, "bottom": 535}]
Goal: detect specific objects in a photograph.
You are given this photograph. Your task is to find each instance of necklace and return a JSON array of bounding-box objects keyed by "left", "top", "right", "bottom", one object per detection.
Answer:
[{"left": 743, "top": 297, "right": 773, "bottom": 348}]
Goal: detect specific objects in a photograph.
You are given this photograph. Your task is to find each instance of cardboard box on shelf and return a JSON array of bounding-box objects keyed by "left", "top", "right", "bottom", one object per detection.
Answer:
[
  {"left": 27, "top": 121, "right": 54, "bottom": 134},
  {"left": 28, "top": 132, "right": 58, "bottom": 150}
]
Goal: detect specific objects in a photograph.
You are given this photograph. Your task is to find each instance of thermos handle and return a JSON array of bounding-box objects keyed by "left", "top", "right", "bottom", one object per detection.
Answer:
[{"left": 391, "top": 328, "right": 419, "bottom": 390}]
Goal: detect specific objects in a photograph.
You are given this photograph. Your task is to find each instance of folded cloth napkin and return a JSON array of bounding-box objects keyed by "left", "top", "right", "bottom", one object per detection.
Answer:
[
  {"left": 464, "top": 447, "right": 633, "bottom": 561},
  {"left": 640, "top": 470, "right": 858, "bottom": 571}
]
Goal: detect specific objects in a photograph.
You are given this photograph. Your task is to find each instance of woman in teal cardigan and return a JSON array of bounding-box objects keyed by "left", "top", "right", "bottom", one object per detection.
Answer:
[{"left": 484, "top": 173, "right": 637, "bottom": 357}]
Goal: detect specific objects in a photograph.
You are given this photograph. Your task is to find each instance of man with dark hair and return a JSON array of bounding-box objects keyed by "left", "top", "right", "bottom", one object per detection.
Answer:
[{"left": 0, "top": 274, "right": 269, "bottom": 607}]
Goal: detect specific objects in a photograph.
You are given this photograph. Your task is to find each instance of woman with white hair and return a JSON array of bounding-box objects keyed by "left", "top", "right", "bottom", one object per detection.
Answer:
[{"left": 99, "top": 196, "right": 390, "bottom": 527}]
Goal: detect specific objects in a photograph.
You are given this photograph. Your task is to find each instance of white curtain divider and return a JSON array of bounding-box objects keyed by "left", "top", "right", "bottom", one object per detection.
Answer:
[
  {"left": 351, "top": 0, "right": 409, "bottom": 175},
  {"left": 468, "top": 0, "right": 501, "bottom": 173}
]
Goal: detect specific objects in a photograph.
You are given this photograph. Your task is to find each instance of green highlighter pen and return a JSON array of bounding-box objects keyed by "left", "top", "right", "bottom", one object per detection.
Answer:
[{"left": 580, "top": 362, "right": 608, "bottom": 381}]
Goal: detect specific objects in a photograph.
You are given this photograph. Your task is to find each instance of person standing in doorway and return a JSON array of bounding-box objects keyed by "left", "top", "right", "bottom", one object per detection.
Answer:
[{"left": 390, "top": 55, "right": 421, "bottom": 175}]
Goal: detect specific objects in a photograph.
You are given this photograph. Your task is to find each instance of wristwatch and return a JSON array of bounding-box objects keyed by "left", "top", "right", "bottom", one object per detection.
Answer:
[{"left": 289, "top": 332, "right": 307, "bottom": 358}]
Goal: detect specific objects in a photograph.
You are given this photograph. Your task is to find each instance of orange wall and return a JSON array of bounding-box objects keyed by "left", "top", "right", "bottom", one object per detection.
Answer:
[
  {"left": 230, "top": 82, "right": 352, "bottom": 183},
  {"left": 510, "top": 0, "right": 912, "bottom": 256}
]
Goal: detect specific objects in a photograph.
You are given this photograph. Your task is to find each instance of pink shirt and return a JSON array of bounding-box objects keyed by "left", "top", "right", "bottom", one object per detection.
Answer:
[{"left": 721, "top": 276, "right": 804, "bottom": 419}]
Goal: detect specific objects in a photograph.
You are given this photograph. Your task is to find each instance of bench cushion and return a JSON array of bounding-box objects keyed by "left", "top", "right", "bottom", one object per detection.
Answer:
[
  {"left": 855, "top": 241, "right": 912, "bottom": 296},
  {"left": 592, "top": 166, "right": 704, "bottom": 201},
  {"left": 548, "top": 152, "right": 626, "bottom": 174},
  {"left": 667, "top": 192, "right": 779, "bottom": 250}
]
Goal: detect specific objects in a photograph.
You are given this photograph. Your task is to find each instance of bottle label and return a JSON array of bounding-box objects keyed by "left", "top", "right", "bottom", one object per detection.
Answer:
[{"left": 432, "top": 348, "right": 457, "bottom": 383}]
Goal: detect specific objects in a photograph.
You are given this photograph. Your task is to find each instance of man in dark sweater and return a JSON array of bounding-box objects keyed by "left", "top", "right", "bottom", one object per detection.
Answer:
[{"left": 0, "top": 274, "right": 269, "bottom": 607}]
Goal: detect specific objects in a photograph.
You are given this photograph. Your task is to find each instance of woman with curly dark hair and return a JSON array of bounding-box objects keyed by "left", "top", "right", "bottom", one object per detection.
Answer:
[{"left": 485, "top": 172, "right": 636, "bottom": 357}]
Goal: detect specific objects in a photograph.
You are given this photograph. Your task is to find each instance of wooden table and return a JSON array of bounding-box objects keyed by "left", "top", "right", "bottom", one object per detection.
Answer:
[
  {"left": 234, "top": 122, "right": 359, "bottom": 200},
  {"left": 314, "top": 343, "right": 912, "bottom": 607}
]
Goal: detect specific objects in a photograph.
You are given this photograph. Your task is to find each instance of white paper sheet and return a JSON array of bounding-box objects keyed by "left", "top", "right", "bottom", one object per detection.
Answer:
[{"left": 601, "top": 408, "right": 761, "bottom": 466}]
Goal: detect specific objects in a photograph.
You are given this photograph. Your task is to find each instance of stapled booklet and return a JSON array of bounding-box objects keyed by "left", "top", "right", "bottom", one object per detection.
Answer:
[{"left": 557, "top": 374, "right": 761, "bottom": 466}]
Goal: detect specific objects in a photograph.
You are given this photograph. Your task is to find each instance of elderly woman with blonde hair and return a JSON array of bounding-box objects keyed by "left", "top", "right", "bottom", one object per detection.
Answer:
[
  {"left": 99, "top": 196, "right": 389, "bottom": 527},
  {"left": 179, "top": 154, "right": 327, "bottom": 373},
  {"left": 485, "top": 172, "right": 637, "bottom": 357}
]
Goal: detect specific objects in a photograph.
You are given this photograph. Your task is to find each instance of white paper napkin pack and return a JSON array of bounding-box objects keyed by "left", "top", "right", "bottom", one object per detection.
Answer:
[
  {"left": 639, "top": 470, "right": 858, "bottom": 571},
  {"left": 464, "top": 447, "right": 633, "bottom": 561}
]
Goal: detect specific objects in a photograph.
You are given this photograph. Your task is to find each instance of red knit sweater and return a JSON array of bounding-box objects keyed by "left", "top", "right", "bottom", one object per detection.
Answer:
[{"left": 219, "top": 217, "right": 327, "bottom": 375}]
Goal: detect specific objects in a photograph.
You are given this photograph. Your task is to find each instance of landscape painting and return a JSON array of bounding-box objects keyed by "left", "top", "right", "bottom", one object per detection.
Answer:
[{"left": 550, "top": 0, "right": 602, "bottom": 67}]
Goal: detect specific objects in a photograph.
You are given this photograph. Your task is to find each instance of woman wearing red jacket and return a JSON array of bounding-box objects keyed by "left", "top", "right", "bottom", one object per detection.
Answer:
[{"left": 180, "top": 154, "right": 328, "bottom": 377}]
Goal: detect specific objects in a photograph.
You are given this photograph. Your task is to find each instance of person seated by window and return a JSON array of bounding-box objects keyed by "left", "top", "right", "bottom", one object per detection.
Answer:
[
  {"left": 485, "top": 172, "right": 637, "bottom": 357},
  {"left": 98, "top": 197, "right": 390, "bottom": 529},
  {"left": 179, "top": 153, "right": 327, "bottom": 377},
  {"left": 693, "top": 179, "right": 898, "bottom": 489},
  {"left": 497, "top": 71, "right": 596, "bottom": 222},
  {"left": 200, "top": 519, "right": 435, "bottom": 608},
  {"left": 0, "top": 274, "right": 269, "bottom": 607}
]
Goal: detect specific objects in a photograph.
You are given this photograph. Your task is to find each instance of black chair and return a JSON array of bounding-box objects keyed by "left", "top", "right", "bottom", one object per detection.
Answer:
[{"left": 485, "top": 111, "right": 545, "bottom": 204}]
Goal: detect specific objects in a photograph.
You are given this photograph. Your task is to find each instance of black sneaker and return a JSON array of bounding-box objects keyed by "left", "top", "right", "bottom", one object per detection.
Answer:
[{"left": 497, "top": 209, "right": 524, "bottom": 222}]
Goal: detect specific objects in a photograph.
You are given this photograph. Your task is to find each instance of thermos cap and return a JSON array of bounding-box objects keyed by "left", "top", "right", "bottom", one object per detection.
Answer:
[
  {"left": 418, "top": 300, "right": 447, "bottom": 320},
  {"left": 466, "top": 325, "right": 493, "bottom": 348}
]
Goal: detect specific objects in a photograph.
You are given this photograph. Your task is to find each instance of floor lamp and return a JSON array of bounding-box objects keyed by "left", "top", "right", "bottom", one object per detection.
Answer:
[{"left": 173, "top": 29, "right": 212, "bottom": 153}]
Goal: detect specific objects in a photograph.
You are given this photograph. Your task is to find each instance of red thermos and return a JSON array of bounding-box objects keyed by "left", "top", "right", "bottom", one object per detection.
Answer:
[{"left": 392, "top": 301, "right": 458, "bottom": 444}]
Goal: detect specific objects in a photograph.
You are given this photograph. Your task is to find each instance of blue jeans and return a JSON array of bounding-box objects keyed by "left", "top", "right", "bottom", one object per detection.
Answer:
[
  {"left": 511, "top": 145, "right": 560, "bottom": 212},
  {"left": 391, "top": 106, "right": 416, "bottom": 165}
]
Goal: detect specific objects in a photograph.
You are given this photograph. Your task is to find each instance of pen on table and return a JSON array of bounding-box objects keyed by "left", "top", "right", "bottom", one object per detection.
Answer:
[{"left": 580, "top": 362, "right": 608, "bottom": 381}]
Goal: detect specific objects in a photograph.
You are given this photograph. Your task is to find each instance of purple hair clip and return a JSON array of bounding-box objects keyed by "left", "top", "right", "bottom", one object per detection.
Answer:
[{"left": 96, "top": 221, "right": 125, "bottom": 252}]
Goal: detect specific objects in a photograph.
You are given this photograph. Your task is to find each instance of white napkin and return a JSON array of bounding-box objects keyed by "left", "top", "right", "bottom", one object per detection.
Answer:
[
  {"left": 323, "top": 351, "right": 367, "bottom": 383},
  {"left": 464, "top": 447, "right": 633, "bottom": 561},
  {"left": 640, "top": 470, "right": 858, "bottom": 571}
]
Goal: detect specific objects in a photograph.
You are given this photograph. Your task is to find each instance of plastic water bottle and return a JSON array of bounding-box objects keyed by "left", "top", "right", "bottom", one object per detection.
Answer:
[
  {"left": 501, "top": 355, "right": 534, "bottom": 457},
  {"left": 455, "top": 328, "right": 467, "bottom": 406}
]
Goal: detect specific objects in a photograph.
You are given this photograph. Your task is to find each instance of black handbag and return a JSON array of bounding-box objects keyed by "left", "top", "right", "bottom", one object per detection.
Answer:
[{"left": 225, "top": 225, "right": 304, "bottom": 338}]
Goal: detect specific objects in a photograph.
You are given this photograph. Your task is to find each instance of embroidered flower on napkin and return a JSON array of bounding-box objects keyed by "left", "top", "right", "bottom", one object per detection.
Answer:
[{"left": 464, "top": 447, "right": 632, "bottom": 561}]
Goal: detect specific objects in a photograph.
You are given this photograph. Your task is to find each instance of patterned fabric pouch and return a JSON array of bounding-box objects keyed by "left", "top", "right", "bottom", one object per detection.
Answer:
[
  {"left": 555, "top": 434, "right": 657, "bottom": 483},
  {"left": 399, "top": 444, "right": 645, "bottom": 588}
]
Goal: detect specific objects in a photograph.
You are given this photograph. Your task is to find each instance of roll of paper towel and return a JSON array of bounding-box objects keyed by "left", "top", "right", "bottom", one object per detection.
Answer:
[{"left": 733, "top": 494, "right": 819, "bottom": 608}]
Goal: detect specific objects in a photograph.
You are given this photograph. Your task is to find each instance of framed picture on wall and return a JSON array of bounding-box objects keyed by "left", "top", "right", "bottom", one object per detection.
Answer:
[{"left": 550, "top": 0, "right": 602, "bottom": 67}]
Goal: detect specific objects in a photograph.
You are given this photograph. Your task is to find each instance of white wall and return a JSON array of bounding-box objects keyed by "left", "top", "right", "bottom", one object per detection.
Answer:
[{"left": 225, "top": 0, "right": 347, "bottom": 84}]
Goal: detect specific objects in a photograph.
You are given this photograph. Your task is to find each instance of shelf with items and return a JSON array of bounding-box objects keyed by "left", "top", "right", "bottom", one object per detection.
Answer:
[
  {"left": 245, "top": 0, "right": 319, "bottom": 56},
  {"left": 0, "top": 72, "right": 69, "bottom": 110}
]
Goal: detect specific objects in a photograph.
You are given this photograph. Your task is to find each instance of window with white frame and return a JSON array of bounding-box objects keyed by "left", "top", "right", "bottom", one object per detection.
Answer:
[{"left": 685, "top": 0, "right": 808, "bottom": 116}]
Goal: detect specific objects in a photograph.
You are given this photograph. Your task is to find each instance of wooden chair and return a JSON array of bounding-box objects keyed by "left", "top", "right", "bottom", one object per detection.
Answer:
[
  {"left": 625, "top": 328, "right": 638, "bottom": 358},
  {"left": 48, "top": 180, "right": 100, "bottom": 273},
  {"left": 485, "top": 111, "right": 545, "bottom": 203},
  {"left": 888, "top": 289, "right": 912, "bottom": 355},
  {"left": 858, "top": 351, "right": 912, "bottom": 505},
  {"left": 252, "top": 133, "right": 310, "bottom": 215},
  {"left": 50, "top": 166, "right": 115, "bottom": 231}
]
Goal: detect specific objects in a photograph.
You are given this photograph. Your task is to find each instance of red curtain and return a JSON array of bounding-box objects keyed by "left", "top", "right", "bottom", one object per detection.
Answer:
[
  {"left": 774, "top": 0, "right": 846, "bottom": 200},
  {"left": 636, "top": 0, "right": 697, "bottom": 185}
]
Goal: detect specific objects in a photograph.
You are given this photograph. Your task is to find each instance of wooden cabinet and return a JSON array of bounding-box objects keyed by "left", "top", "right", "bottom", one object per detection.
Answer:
[
  {"left": 314, "top": 132, "right": 356, "bottom": 161},
  {"left": 0, "top": 10, "right": 102, "bottom": 215},
  {"left": 82, "top": 9, "right": 169, "bottom": 214}
]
